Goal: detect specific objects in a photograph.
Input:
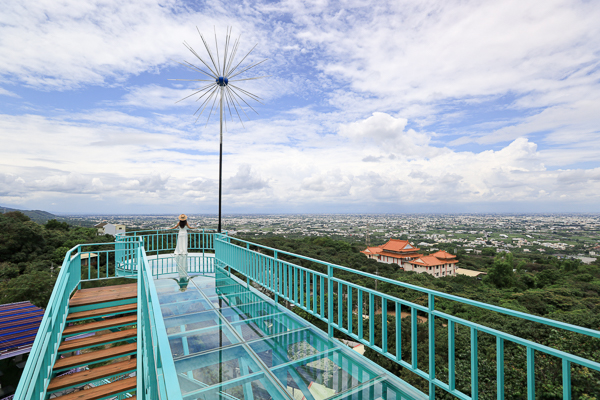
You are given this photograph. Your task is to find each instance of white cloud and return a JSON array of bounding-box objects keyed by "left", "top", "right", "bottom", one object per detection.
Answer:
[
  {"left": 1, "top": 0, "right": 600, "bottom": 212},
  {"left": 0, "top": 0, "right": 263, "bottom": 89},
  {"left": 119, "top": 85, "right": 191, "bottom": 109},
  {"left": 339, "top": 112, "right": 444, "bottom": 157},
  {"left": 0, "top": 87, "right": 19, "bottom": 98},
  {"left": 226, "top": 164, "right": 269, "bottom": 193},
  {"left": 1, "top": 111, "right": 599, "bottom": 211}
]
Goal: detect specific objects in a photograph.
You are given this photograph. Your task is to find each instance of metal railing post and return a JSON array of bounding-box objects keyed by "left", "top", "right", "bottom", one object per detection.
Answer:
[
  {"left": 274, "top": 251, "right": 279, "bottom": 303},
  {"left": 328, "top": 264, "right": 333, "bottom": 338}
]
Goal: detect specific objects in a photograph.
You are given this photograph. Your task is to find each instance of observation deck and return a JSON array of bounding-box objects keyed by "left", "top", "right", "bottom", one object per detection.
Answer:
[{"left": 14, "top": 229, "right": 600, "bottom": 399}]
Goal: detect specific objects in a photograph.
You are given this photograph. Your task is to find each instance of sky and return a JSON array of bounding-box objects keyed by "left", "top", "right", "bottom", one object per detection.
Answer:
[{"left": 1, "top": 0, "right": 600, "bottom": 214}]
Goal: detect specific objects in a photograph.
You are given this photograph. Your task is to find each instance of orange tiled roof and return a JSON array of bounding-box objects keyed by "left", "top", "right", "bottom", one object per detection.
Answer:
[
  {"left": 409, "top": 256, "right": 458, "bottom": 267},
  {"left": 361, "top": 247, "right": 382, "bottom": 255},
  {"left": 380, "top": 239, "right": 420, "bottom": 253},
  {"left": 430, "top": 250, "right": 457, "bottom": 260}
]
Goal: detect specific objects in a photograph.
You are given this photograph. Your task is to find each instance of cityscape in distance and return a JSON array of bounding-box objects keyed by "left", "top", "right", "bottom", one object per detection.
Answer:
[{"left": 62, "top": 212, "right": 600, "bottom": 263}]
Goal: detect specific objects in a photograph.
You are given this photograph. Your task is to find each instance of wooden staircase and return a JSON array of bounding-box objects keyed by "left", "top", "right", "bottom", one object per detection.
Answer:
[{"left": 47, "top": 283, "right": 138, "bottom": 399}]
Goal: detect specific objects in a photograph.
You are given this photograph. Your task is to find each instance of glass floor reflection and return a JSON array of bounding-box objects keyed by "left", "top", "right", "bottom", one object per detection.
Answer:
[{"left": 154, "top": 265, "right": 425, "bottom": 400}]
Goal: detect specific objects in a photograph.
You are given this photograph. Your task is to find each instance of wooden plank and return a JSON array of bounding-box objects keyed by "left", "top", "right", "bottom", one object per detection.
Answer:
[
  {"left": 75, "top": 284, "right": 137, "bottom": 298},
  {"left": 48, "top": 359, "right": 136, "bottom": 391},
  {"left": 53, "top": 343, "right": 137, "bottom": 370},
  {"left": 51, "top": 376, "right": 136, "bottom": 400},
  {"left": 67, "top": 303, "right": 137, "bottom": 321},
  {"left": 69, "top": 291, "right": 137, "bottom": 308},
  {"left": 63, "top": 315, "right": 137, "bottom": 336},
  {"left": 59, "top": 330, "right": 137, "bottom": 352}
]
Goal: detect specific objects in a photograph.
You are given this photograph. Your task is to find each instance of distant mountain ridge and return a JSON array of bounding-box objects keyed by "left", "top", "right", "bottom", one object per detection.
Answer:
[{"left": 0, "top": 206, "right": 58, "bottom": 223}]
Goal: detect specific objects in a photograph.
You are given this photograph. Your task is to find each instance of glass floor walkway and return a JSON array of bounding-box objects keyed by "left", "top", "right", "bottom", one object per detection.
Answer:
[{"left": 154, "top": 265, "right": 426, "bottom": 400}]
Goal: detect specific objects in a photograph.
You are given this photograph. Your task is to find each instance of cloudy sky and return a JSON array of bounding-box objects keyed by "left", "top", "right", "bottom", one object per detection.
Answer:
[{"left": 1, "top": 0, "right": 600, "bottom": 214}]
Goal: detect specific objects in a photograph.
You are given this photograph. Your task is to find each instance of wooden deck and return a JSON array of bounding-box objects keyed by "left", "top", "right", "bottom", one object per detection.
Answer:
[
  {"left": 69, "top": 283, "right": 137, "bottom": 308},
  {"left": 49, "top": 283, "right": 138, "bottom": 399},
  {"left": 47, "top": 359, "right": 137, "bottom": 391},
  {"left": 50, "top": 377, "right": 136, "bottom": 400},
  {"left": 58, "top": 329, "right": 137, "bottom": 353}
]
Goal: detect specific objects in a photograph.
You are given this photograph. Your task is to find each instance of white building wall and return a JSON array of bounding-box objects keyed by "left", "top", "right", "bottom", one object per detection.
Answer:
[{"left": 103, "top": 224, "right": 126, "bottom": 237}]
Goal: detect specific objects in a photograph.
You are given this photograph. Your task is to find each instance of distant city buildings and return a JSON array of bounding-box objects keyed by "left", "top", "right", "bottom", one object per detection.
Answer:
[{"left": 64, "top": 213, "right": 599, "bottom": 263}]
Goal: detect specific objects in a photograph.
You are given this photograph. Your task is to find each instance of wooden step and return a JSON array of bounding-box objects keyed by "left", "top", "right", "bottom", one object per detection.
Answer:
[
  {"left": 51, "top": 376, "right": 136, "bottom": 400},
  {"left": 59, "top": 330, "right": 137, "bottom": 353},
  {"left": 63, "top": 315, "right": 137, "bottom": 336},
  {"left": 48, "top": 359, "right": 136, "bottom": 391},
  {"left": 53, "top": 343, "right": 137, "bottom": 371},
  {"left": 67, "top": 303, "right": 137, "bottom": 321},
  {"left": 69, "top": 284, "right": 137, "bottom": 308}
]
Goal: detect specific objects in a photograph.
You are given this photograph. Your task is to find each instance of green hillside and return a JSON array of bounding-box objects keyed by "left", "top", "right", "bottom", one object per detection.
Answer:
[{"left": 0, "top": 206, "right": 59, "bottom": 223}]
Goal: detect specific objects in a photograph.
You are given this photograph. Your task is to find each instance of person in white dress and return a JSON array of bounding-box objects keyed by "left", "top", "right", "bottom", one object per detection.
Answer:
[{"left": 170, "top": 214, "right": 195, "bottom": 278}]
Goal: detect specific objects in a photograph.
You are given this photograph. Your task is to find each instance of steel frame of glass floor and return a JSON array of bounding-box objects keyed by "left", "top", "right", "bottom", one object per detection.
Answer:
[{"left": 154, "top": 265, "right": 426, "bottom": 400}]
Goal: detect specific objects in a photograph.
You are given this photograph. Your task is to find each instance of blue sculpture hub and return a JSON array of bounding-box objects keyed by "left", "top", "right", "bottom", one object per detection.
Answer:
[{"left": 216, "top": 77, "right": 228, "bottom": 86}]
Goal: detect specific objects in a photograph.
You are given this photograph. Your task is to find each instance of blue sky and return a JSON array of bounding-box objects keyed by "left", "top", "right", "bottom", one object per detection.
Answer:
[{"left": 1, "top": 0, "right": 600, "bottom": 214}]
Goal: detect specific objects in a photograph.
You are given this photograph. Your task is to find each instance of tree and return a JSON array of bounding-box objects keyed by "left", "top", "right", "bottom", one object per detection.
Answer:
[
  {"left": 486, "top": 253, "right": 514, "bottom": 288},
  {"left": 0, "top": 212, "right": 45, "bottom": 263},
  {"left": 482, "top": 247, "right": 496, "bottom": 257},
  {"left": 45, "top": 219, "right": 69, "bottom": 231},
  {"left": 0, "top": 270, "right": 56, "bottom": 307}
]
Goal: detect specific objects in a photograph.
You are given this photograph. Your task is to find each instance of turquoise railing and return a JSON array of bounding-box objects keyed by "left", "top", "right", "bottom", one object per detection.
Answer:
[
  {"left": 13, "top": 240, "right": 178, "bottom": 400},
  {"left": 116, "top": 229, "right": 218, "bottom": 277},
  {"left": 214, "top": 234, "right": 600, "bottom": 400},
  {"left": 13, "top": 245, "right": 81, "bottom": 399},
  {"left": 137, "top": 244, "right": 181, "bottom": 400},
  {"left": 118, "top": 229, "right": 218, "bottom": 254}
]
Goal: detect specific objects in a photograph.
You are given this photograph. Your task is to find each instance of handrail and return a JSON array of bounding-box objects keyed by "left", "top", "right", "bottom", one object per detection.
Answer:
[
  {"left": 116, "top": 228, "right": 221, "bottom": 238},
  {"left": 214, "top": 234, "right": 600, "bottom": 400},
  {"left": 137, "top": 244, "right": 182, "bottom": 399},
  {"left": 13, "top": 246, "right": 80, "bottom": 399},
  {"left": 220, "top": 235, "right": 600, "bottom": 338}
]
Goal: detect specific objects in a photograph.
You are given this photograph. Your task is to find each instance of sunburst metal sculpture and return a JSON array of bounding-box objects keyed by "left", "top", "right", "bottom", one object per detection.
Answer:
[{"left": 171, "top": 27, "right": 267, "bottom": 233}]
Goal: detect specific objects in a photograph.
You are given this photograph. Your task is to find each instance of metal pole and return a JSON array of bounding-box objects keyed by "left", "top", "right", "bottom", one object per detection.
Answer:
[{"left": 218, "top": 86, "right": 223, "bottom": 233}]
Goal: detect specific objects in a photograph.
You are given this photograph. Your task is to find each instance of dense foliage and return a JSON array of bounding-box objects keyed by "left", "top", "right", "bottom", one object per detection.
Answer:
[
  {"left": 240, "top": 235, "right": 600, "bottom": 400},
  {"left": 0, "top": 212, "right": 114, "bottom": 307}
]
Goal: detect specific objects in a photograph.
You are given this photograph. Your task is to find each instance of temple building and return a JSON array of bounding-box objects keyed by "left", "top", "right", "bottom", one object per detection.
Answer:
[
  {"left": 362, "top": 240, "right": 459, "bottom": 278},
  {"left": 404, "top": 250, "right": 459, "bottom": 277},
  {"left": 361, "top": 239, "right": 422, "bottom": 266}
]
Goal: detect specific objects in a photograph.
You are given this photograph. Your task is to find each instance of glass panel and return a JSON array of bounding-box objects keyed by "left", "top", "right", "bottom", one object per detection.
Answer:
[
  {"left": 169, "top": 324, "right": 239, "bottom": 358},
  {"left": 207, "top": 291, "right": 263, "bottom": 308},
  {"left": 157, "top": 289, "right": 204, "bottom": 305},
  {"left": 272, "top": 350, "right": 379, "bottom": 400},
  {"left": 161, "top": 299, "right": 211, "bottom": 318},
  {"left": 155, "top": 264, "right": 419, "bottom": 399},
  {"left": 230, "top": 313, "right": 304, "bottom": 341},
  {"left": 219, "top": 302, "right": 281, "bottom": 323},
  {"left": 249, "top": 329, "right": 339, "bottom": 368},
  {"left": 201, "top": 283, "right": 251, "bottom": 298},
  {"left": 191, "top": 374, "right": 287, "bottom": 400},
  {"left": 193, "top": 275, "right": 236, "bottom": 288},
  {"left": 164, "top": 310, "right": 222, "bottom": 335},
  {"left": 154, "top": 278, "right": 199, "bottom": 294},
  {"left": 175, "top": 345, "right": 261, "bottom": 389}
]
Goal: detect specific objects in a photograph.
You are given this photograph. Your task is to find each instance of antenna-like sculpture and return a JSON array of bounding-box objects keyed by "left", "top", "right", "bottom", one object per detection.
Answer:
[{"left": 171, "top": 26, "right": 267, "bottom": 232}]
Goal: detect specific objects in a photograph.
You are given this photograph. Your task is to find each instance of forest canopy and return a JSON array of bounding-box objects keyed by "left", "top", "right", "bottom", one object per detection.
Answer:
[{"left": 0, "top": 212, "right": 113, "bottom": 307}]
